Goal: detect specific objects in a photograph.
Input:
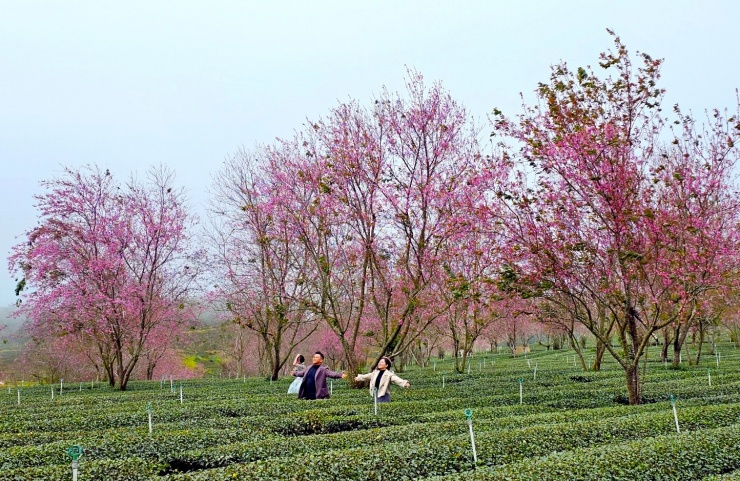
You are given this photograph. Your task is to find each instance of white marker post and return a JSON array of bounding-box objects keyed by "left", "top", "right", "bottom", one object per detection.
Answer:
[
  {"left": 533, "top": 363, "right": 538, "bottom": 381},
  {"left": 170, "top": 376, "right": 174, "bottom": 392},
  {"left": 467, "top": 363, "right": 471, "bottom": 375},
  {"left": 373, "top": 387, "right": 378, "bottom": 416},
  {"left": 330, "top": 379, "right": 333, "bottom": 396},
  {"left": 707, "top": 369, "right": 712, "bottom": 387},
  {"left": 670, "top": 395, "right": 680, "bottom": 433},
  {"left": 67, "top": 446, "right": 83, "bottom": 481},
  {"left": 147, "top": 402, "right": 153, "bottom": 435},
  {"left": 442, "top": 375, "right": 445, "bottom": 389},
  {"left": 60, "top": 379, "right": 63, "bottom": 395},
  {"left": 464, "top": 409, "right": 477, "bottom": 465},
  {"left": 518, "top": 378, "right": 523, "bottom": 405},
  {"left": 51, "top": 386, "right": 54, "bottom": 401},
  {"left": 527, "top": 359, "right": 531, "bottom": 369},
  {"left": 17, "top": 388, "right": 20, "bottom": 405},
  {"left": 179, "top": 384, "right": 183, "bottom": 404}
]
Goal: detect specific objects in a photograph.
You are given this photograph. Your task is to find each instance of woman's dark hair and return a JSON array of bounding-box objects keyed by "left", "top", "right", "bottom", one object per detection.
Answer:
[
  {"left": 297, "top": 354, "right": 305, "bottom": 363},
  {"left": 380, "top": 356, "right": 392, "bottom": 368}
]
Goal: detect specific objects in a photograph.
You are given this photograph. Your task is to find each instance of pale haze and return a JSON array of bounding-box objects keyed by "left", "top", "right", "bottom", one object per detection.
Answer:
[{"left": 1, "top": 1, "right": 739, "bottom": 309}]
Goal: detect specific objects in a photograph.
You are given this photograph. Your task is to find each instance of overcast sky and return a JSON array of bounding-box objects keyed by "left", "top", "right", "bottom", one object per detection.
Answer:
[{"left": 1, "top": 1, "right": 739, "bottom": 309}]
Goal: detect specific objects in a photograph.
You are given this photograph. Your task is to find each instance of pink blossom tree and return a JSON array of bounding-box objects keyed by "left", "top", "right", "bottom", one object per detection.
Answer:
[
  {"left": 245, "top": 72, "right": 508, "bottom": 379},
  {"left": 493, "top": 32, "right": 740, "bottom": 404},
  {"left": 649, "top": 105, "right": 740, "bottom": 366},
  {"left": 209, "top": 150, "right": 319, "bottom": 380},
  {"left": 9, "top": 165, "right": 202, "bottom": 390}
]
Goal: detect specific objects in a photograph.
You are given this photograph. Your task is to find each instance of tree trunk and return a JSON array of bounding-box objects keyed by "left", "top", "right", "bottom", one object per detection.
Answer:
[
  {"left": 672, "top": 324, "right": 688, "bottom": 367},
  {"left": 660, "top": 328, "right": 671, "bottom": 362},
  {"left": 694, "top": 322, "right": 705, "bottom": 365},
  {"left": 626, "top": 364, "right": 641, "bottom": 405},
  {"left": 567, "top": 332, "right": 588, "bottom": 370},
  {"left": 592, "top": 338, "right": 607, "bottom": 371}
]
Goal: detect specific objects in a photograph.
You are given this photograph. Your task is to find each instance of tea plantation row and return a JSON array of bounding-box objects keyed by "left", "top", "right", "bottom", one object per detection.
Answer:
[{"left": 0, "top": 345, "right": 738, "bottom": 480}]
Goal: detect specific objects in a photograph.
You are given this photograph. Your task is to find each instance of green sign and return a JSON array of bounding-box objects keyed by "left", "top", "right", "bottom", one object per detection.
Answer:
[{"left": 67, "top": 445, "right": 83, "bottom": 460}]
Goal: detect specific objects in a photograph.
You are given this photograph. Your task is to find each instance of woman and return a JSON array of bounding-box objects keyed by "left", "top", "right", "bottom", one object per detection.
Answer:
[
  {"left": 354, "top": 356, "right": 410, "bottom": 403},
  {"left": 287, "top": 354, "right": 305, "bottom": 394}
]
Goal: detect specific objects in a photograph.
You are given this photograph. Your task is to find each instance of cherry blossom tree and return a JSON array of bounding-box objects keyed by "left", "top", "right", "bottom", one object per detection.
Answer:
[
  {"left": 493, "top": 32, "right": 740, "bottom": 404},
  {"left": 209, "top": 150, "right": 319, "bottom": 380},
  {"left": 9, "top": 165, "right": 202, "bottom": 390},
  {"left": 649, "top": 105, "right": 740, "bottom": 366},
  {"left": 242, "top": 72, "right": 508, "bottom": 379}
]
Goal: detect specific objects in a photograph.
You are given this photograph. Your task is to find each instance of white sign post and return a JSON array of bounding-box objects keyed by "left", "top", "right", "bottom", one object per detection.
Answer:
[
  {"left": 670, "top": 395, "right": 680, "bottom": 433},
  {"left": 518, "top": 378, "right": 523, "bottom": 405},
  {"left": 67, "top": 446, "right": 83, "bottom": 481},
  {"left": 147, "top": 402, "right": 153, "bottom": 435},
  {"left": 373, "top": 387, "right": 378, "bottom": 416},
  {"left": 464, "top": 409, "right": 477, "bottom": 465}
]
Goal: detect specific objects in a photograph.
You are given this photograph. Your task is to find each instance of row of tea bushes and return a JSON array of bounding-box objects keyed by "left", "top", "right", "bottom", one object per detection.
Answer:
[
  {"left": 4, "top": 370, "right": 738, "bottom": 438},
  {"left": 703, "top": 470, "right": 740, "bottom": 480},
  {"left": 4, "top": 397, "right": 737, "bottom": 477},
  {"left": 158, "top": 403, "right": 740, "bottom": 480},
  {"left": 0, "top": 345, "right": 737, "bottom": 479},
  {"left": 427, "top": 423, "right": 740, "bottom": 481}
]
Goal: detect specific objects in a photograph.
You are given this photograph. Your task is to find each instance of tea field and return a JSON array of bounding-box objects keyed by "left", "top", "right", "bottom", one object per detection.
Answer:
[{"left": 2, "top": 345, "right": 740, "bottom": 480}]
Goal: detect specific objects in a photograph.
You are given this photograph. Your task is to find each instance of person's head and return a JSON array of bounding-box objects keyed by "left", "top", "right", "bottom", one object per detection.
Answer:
[
  {"left": 312, "top": 351, "right": 325, "bottom": 366},
  {"left": 378, "top": 357, "right": 392, "bottom": 370},
  {"left": 295, "top": 354, "right": 305, "bottom": 364}
]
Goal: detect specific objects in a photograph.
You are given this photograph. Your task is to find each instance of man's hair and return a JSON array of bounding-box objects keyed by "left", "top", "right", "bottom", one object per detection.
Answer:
[{"left": 314, "top": 351, "right": 325, "bottom": 360}]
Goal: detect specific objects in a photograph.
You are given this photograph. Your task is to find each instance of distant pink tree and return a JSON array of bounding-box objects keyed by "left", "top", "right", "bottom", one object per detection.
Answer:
[
  {"left": 434, "top": 215, "right": 510, "bottom": 373},
  {"left": 9, "top": 165, "right": 202, "bottom": 390},
  {"left": 649, "top": 105, "right": 740, "bottom": 366}
]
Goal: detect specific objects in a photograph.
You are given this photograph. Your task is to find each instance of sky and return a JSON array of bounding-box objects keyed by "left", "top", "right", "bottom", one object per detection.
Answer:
[{"left": 1, "top": 1, "right": 739, "bottom": 309}]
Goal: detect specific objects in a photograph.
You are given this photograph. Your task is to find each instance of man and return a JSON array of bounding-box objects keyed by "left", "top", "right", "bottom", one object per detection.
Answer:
[{"left": 293, "top": 351, "right": 346, "bottom": 399}]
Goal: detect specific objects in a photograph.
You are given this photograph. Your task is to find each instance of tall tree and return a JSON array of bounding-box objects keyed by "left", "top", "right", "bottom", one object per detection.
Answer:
[
  {"left": 493, "top": 32, "right": 740, "bottom": 404},
  {"left": 9, "top": 165, "right": 201, "bottom": 390},
  {"left": 209, "top": 150, "right": 319, "bottom": 380}
]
